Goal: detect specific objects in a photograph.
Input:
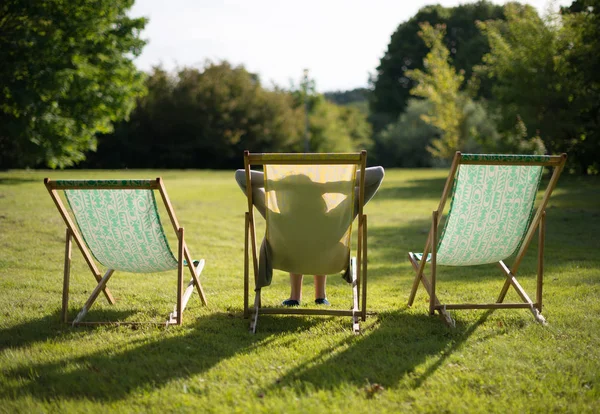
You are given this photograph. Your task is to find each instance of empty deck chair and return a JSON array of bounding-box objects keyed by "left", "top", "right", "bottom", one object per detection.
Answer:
[
  {"left": 407, "top": 152, "right": 567, "bottom": 326},
  {"left": 44, "top": 178, "right": 207, "bottom": 326}
]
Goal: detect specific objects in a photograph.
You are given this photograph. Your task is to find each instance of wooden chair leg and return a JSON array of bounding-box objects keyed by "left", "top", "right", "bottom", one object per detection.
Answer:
[
  {"left": 361, "top": 215, "right": 368, "bottom": 322},
  {"left": 244, "top": 212, "right": 250, "bottom": 318},
  {"left": 537, "top": 211, "right": 546, "bottom": 312},
  {"left": 407, "top": 253, "right": 423, "bottom": 307},
  {"left": 73, "top": 269, "right": 115, "bottom": 325},
  {"left": 430, "top": 211, "right": 438, "bottom": 316},
  {"left": 496, "top": 268, "right": 512, "bottom": 304},
  {"left": 184, "top": 248, "right": 207, "bottom": 306},
  {"left": 407, "top": 252, "right": 453, "bottom": 326},
  {"left": 419, "top": 271, "right": 453, "bottom": 326},
  {"left": 408, "top": 238, "right": 432, "bottom": 307},
  {"left": 183, "top": 261, "right": 205, "bottom": 313},
  {"left": 495, "top": 212, "right": 546, "bottom": 324},
  {"left": 168, "top": 259, "right": 205, "bottom": 326},
  {"left": 497, "top": 261, "right": 546, "bottom": 324},
  {"left": 193, "top": 259, "right": 207, "bottom": 305},
  {"left": 356, "top": 227, "right": 362, "bottom": 314},
  {"left": 350, "top": 257, "right": 360, "bottom": 334},
  {"left": 177, "top": 228, "right": 184, "bottom": 325},
  {"left": 250, "top": 289, "right": 261, "bottom": 333},
  {"left": 62, "top": 228, "right": 72, "bottom": 323}
]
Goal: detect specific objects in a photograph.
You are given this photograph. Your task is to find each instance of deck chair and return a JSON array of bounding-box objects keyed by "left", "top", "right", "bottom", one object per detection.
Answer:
[
  {"left": 407, "top": 152, "right": 567, "bottom": 326},
  {"left": 44, "top": 178, "right": 207, "bottom": 326},
  {"left": 243, "top": 151, "right": 368, "bottom": 334}
]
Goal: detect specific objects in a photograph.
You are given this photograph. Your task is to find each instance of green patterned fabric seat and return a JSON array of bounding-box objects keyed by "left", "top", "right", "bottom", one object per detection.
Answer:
[
  {"left": 436, "top": 162, "right": 543, "bottom": 266},
  {"left": 65, "top": 188, "right": 178, "bottom": 273}
]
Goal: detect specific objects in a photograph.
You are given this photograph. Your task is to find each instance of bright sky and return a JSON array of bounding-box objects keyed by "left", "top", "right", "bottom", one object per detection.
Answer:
[{"left": 129, "top": 0, "right": 572, "bottom": 92}]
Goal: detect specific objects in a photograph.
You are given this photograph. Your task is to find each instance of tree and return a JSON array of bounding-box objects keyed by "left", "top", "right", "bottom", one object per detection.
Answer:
[
  {"left": 305, "top": 96, "right": 372, "bottom": 153},
  {"left": 374, "top": 99, "right": 439, "bottom": 168},
  {"left": 476, "top": 2, "right": 599, "bottom": 172},
  {"left": 0, "top": 0, "right": 147, "bottom": 169},
  {"left": 180, "top": 63, "right": 304, "bottom": 166},
  {"left": 369, "top": 1, "right": 505, "bottom": 132},
  {"left": 324, "top": 88, "right": 370, "bottom": 119},
  {"left": 290, "top": 74, "right": 372, "bottom": 154},
  {"left": 406, "top": 23, "right": 469, "bottom": 160},
  {"left": 324, "top": 88, "right": 369, "bottom": 106},
  {"left": 86, "top": 63, "right": 306, "bottom": 169},
  {"left": 476, "top": 4, "right": 559, "bottom": 145},
  {"left": 87, "top": 64, "right": 374, "bottom": 169},
  {"left": 559, "top": 0, "right": 600, "bottom": 173},
  {"left": 406, "top": 22, "right": 544, "bottom": 162}
]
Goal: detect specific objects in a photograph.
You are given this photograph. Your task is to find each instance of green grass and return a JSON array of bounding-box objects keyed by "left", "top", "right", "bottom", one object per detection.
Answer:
[{"left": 0, "top": 169, "right": 599, "bottom": 413}]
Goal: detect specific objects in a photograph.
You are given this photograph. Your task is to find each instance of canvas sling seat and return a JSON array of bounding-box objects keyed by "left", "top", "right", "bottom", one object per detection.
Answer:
[
  {"left": 45, "top": 178, "right": 207, "bottom": 326},
  {"left": 243, "top": 152, "right": 370, "bottom": 334},
  {"left": 407, "top": 152, "right": 567, "bottom": 326}
]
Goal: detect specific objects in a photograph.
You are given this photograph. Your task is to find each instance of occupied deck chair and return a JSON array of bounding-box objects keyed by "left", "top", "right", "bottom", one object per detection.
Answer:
[
  {"left": 407, "top": 152, "right": 567, "bottom": 326},
  {"left": 243, "top": 151, "right": 368, "bottom": 334},
  {"left": 44, "top": 178, "right": 207, "bottom": 326}
]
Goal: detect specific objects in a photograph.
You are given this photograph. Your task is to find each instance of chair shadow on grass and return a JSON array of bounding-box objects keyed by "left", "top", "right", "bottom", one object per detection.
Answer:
[
  {"left": 0, "top": 311, "right": 323, "bottom": 402},
  {"left": 0, "top": 177, "right": 39, "bottom": 185},
  {"left": 0, "top": 309, "right": 136, "bottom": 352},
  {"left": 267, "top": 309, "right": 492, "bottom": 393}
]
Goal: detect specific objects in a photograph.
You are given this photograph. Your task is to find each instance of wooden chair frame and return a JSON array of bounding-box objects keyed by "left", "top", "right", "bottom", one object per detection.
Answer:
[
  {"left": 243, "top": 151, "right": 368, "bottom": 334},
  {"left": 407, "top": 152, "right": 567, "bottom": 326},
  {"left": 45, "top": 177, "right": 207, "bottom": 326}
]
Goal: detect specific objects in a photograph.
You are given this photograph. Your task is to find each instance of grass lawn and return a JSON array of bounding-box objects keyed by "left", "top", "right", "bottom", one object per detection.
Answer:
[{"left": 0, "top": 168, "right": 598, "bottom": 413}]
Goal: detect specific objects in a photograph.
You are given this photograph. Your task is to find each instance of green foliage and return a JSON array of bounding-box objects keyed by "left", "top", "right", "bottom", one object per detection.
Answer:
[
  {"left": 406, "top": 22, "right": 545, "bottom": 161},
  {"left": 476, "top": 2, "right": 600, "bottom": 173},
  {"left": 87, "top": 63, "right": 305, "bottom": 168},
  {"left": 288, "top": 73, "right": 372, "bottom": 154},
  {"left": 459, "top": 100, "right": 545, "bottom": 156},
  {"left": 324, "top": 88, "right": 370, "bottom": 118},
  {"left": 1, "top": 169, "right": 599, "bottom": 411},
  {"left": 0, "top": 0, "right": 147, "bottom": 169},
  {"left": 558, "top": 0, "right": 600, "bottom": 173},
  {"left": 324, "top": 88, "right": 370, "bottom": 106},
  {"left": 368, "top": 0, "right": 508, "bottom": 165},
  {"left": 407, "top": 23, "right": 467, "bottom": 160},
  {"left": 369, "top": 0, "right": 505, "bottom": 131},
  {"left": 338, "top": 104, "right": 373, "bottom": 150},
  {"left": 476, "top": 4, "right": 559, "bottom": 144},
  {"left": 374, "top": 99, "right": 439, "bottom": 168},
  {"left": 305, "top": 95, "right": 373, "bottom": 153},
  {"left": 88, "top": 65, "right": 372, "bottom": 168}
]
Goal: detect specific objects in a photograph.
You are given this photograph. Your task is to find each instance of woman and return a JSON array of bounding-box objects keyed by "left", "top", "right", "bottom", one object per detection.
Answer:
[{"left": 235, "top": 166, "right": 384, "bottom": 306}]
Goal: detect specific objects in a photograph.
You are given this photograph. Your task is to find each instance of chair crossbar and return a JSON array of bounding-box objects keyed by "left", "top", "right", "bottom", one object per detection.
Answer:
[
  {"left": 246, "top": 151, "right": 365, "bottom": 165},
  {"left": 459, "top": 153, "right": 565, "bottom": 166},
  {"left": 437, "top": 303, "right": 535, "bottom": 310},
  {"left": 46, "top": 178, "right": 160, "bottom": 190},
  {"left": 256, "top": 308, "right": 358, "bottom": 316}
]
